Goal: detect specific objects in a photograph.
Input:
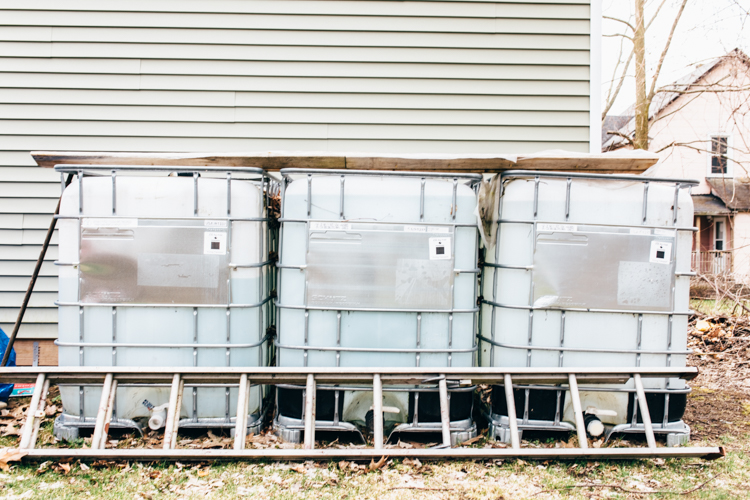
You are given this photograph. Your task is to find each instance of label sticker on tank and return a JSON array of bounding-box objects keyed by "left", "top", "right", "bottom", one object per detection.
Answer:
[
  {"left": 429, "top": 237, "right": 452, "bottom": 260},
  {"left": 204, "top": 231, "right": 227, "bottom": 255},
  {"left": 81, "top": 218, "right": 138, "bottom": 228},
  {"left": 629, "top": 227, "right": 652, "bottom": 235},
  {"left": 653, "top": 228, "right": 676, "bottom": 237},
  {"left": 649, "top": 241, "right": 672, "bottom": 264},
  {"left": 405, "top": 225, "right": 449, "bottom": 234},
  {"left": 204, "top": 220, "right": 228, "bottom": 228},
  {"left": 310, "top": 222, "right": 351, "bottom": 231},
  {"left": 537, "top": 223, "right": 577, "bottom": 233}
]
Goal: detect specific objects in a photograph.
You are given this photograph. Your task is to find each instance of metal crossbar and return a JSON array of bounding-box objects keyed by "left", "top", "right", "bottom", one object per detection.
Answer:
[{"left": 1, "top": 367, "right": 724, "bottom": 461}]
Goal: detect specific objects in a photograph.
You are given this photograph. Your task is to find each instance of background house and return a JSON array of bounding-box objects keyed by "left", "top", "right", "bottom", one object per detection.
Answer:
[
  {"left": 604, "top": 49, "right": 750, "bottom": 280},
  {"left": 0, "top": 1, "right": 602, "bottom": 363}
]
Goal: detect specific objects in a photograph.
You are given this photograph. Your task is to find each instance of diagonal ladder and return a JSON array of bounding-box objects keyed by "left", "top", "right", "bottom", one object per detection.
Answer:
[{"left": 5, "top": 367, "right": 724, "bottom": 461}]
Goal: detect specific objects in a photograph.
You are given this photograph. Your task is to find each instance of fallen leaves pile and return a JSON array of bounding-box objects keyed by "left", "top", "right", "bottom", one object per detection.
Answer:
[
  {"left": 689, "top": 313, "right": 750, "bottom": 361},
  {"left": 688, "top": 313, "right": 750, "bottom": 395},
  {"left": 689, "top": 315, "right": 750, "bottom": 354}
]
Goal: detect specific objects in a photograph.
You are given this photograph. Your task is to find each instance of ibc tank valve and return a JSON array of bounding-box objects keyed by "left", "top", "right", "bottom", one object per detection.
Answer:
[
  {"left": 584, "top": 406, "right": 617, "bottom": 437},
  {"left": 148, "top": 403, "right": 170, "bottom": 430}
]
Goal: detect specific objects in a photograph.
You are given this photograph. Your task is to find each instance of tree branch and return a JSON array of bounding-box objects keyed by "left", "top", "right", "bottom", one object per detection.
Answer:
[
  {"left": 646, "top": 0, "right": 689, "bottom": 104},
  {"left": 603, "top": 33, "right": 634, "bottom": 40},
  {"left": 607, "top": 130, "right": 636, "bottom": 147},
  {"left": 603, "top": 15, "right": 635, "bottom": 32},
  {"left": 646, "top": 0, "right": 669, "bottom": 30},
  {"left": 602, "top": 48, "right": 635, "bottom": 119},
  {"left": 655, "top": 85, "right": 750, "bottom": 95}
]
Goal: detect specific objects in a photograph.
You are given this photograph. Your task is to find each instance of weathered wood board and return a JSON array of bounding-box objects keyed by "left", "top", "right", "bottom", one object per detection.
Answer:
[{"left": 32, "top": 150, "right": 660, "bottom": 174}]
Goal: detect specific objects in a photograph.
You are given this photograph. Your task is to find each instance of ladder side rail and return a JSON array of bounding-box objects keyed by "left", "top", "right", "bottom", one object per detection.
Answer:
[{"left": 91, "top": 373, "right": 114, "bottom": 450}]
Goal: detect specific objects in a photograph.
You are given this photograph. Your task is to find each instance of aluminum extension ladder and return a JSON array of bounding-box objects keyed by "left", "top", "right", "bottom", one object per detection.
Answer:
[{"left": 1, "top": 366, "right": 724, "bottom": 461}]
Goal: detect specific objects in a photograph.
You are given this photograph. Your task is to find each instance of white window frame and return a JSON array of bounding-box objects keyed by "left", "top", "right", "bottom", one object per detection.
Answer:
[
  {"left": 706, "top": 134, "right": 733, "bottom": 178},
  {"left": 713, "top": 217, "right": 727, "bottom": 251}
]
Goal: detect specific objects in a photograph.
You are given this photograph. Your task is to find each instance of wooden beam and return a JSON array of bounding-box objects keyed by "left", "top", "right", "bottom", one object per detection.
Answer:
[{"left": 31, "top": 150, "right": 660, "bottom": 174}]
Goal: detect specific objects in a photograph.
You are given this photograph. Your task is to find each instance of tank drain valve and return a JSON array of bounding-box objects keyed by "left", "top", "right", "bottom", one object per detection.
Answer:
[
  {"left": 148, "top": 403, "right": 170, "bottom": 430},
  {"left": 365, "top": 406, "right": 400, "bottom": 434},
  {"left": 584, "top": 407, "right": 617, "bottom": 438}
]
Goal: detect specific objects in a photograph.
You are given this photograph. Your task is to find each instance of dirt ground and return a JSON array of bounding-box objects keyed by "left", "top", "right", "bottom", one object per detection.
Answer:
[{"left": 684, "top": 312, "right": 750, "bottom": 441}]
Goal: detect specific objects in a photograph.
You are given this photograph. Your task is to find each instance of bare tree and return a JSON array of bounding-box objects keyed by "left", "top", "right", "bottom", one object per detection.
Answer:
[{"left": 602, "top": 0, "right": 689, "bottom": 149}]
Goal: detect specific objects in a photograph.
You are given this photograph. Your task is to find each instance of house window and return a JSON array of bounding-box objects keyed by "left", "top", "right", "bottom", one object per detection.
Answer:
[
  {"left": 714, "top": 220, "right": 725, "bottom": 251},
  {"left": 709, "top": 135, "right": 731, "bottom": 176}
]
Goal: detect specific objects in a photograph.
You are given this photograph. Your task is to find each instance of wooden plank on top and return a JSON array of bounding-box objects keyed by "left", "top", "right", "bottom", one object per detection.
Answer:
[{"left": 31, "top": 150, "right": 660, "bottom": 173}]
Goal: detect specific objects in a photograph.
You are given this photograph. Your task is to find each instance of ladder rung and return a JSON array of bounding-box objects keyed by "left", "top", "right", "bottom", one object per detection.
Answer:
[
  {"left": 163, "top": 374, "right": 182, "bottom": 450},
  {"left": 634, "top": 374, "right": 657, "bottom": 449},
  {"left": 372, "top": 374, "right": 383, "bottom": 450},
  {"left": 19, "top": 373, "right": 46, "bottom": 450},
  {"left": 438, "top": 376, "right": 451, "bottom": 448},
  {"left": 99, "top": 380, "right": 118, "bottom": 450},
  {"left": 568, "top": 373, "right": 588, "bottom": 449},
  {"left": 234, "top": 374, "right": 250, "bottom": 451},
  {"left": 503, "top": 374, "right": 520, "bottom": 449},
  {"left": 303, "top": 374, "right": 316, "bottom": 450},
  {"left": 29, "top": 378, "right": 51, "bottom": 448},
  {"left": 91, "top": 373, "right": 114, "bottom": 450}
]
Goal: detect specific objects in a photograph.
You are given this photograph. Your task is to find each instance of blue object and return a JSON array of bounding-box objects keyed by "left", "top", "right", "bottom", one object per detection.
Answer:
[{"left": 0, "top": 327, "right": 16, "bottom": 402}]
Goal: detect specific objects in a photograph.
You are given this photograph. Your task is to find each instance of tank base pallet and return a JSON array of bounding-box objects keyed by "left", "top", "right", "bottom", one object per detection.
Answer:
[
  {"left": 486, "top": 414, "right": 691, "bottom": 447},
  {"left": 273, "top": 415, "right": 477, "bottom": 446},
  {"left": 0, "top": 366, "right": 724, "bottom": 461},
  {"left": 53, "top": 412, "right": 266, "bottom": 442}
]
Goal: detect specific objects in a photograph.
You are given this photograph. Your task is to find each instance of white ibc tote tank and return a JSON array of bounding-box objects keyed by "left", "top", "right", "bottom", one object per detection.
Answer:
[
  {"left": 480, "top": 171, "right": 697, "bottom": 446},
  {"left": 54, "top": 165, "right": 275, "bottom": 440},
  {"left": 275, "top": 169, "right": 481, "bottom": 444}
]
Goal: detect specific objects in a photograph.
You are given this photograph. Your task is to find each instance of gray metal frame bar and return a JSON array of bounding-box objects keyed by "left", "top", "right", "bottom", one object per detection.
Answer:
[
  {"left": 280, "top": 168, "right": 483, "bottom": 182},
  {"left": 478, "top": 336, "right": 691, "bottom": 355},
  {"left": 500, "top": 170, "right": 700, "bottom": 186}
]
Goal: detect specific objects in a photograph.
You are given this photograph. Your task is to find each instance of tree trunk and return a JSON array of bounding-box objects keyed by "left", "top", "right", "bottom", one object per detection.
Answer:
[{"left": 633, "top": 0, "right": 648, "bottom": 150}]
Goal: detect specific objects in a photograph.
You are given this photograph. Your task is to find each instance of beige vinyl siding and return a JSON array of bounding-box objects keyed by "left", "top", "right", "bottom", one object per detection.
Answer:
[{"left": 0, "top": 0, "right": 592, "bottom": 339}]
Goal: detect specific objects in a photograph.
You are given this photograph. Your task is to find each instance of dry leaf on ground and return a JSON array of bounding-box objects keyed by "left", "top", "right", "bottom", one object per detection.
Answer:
[{"left": 0, "top": 448, "right": 28, "bottom": 472}]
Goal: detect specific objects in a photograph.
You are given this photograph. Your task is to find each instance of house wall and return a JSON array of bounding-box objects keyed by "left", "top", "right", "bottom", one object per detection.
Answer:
[
  {"left": 732, "top": 213, "right": 750, "bottom": 282},
  {"left": 647, "top": 57, "right": 750, "bottom": 194},
  {"left": 0, "top": 0, "right": 596, "bottom": 340}
]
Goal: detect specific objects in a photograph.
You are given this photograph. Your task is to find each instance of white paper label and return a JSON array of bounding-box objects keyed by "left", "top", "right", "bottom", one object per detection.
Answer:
[
  {"left": 310, "top": 222, "right": 351, "bottom": 231},
  {"left": 537, "top": 223, "right": 577, "bottom": 233},
  {"left": 82, "top": 218, "right": 138, "bottom": 228},
  {"left": 653, "top": 228, "right": 676, "bottom": 237},
  {"left": 204, "top": 220, "right": 228, "bottom": 228},
  {"left": 204, "top": 231, "right": 227, "bottom": 255},
  {"left": 649, "top": 241, "right": 672, "bottom": 264},
  {"left": 629, "top": 227, "right": 652, "bottom": 235},
  {"left": 405, "top": 225, "right": 449, "bottom": 234},
  {"left": 429, "top": 237, "right": 452, "bottom": 260}
]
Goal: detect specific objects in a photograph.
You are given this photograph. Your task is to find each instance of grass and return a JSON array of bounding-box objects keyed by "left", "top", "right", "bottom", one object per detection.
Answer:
[
  {"left": 1, "top": 433, "right": 748, "bottom": 499},
  {"left": 690, "top": 298, "right": 750, "bottom": 316}
]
